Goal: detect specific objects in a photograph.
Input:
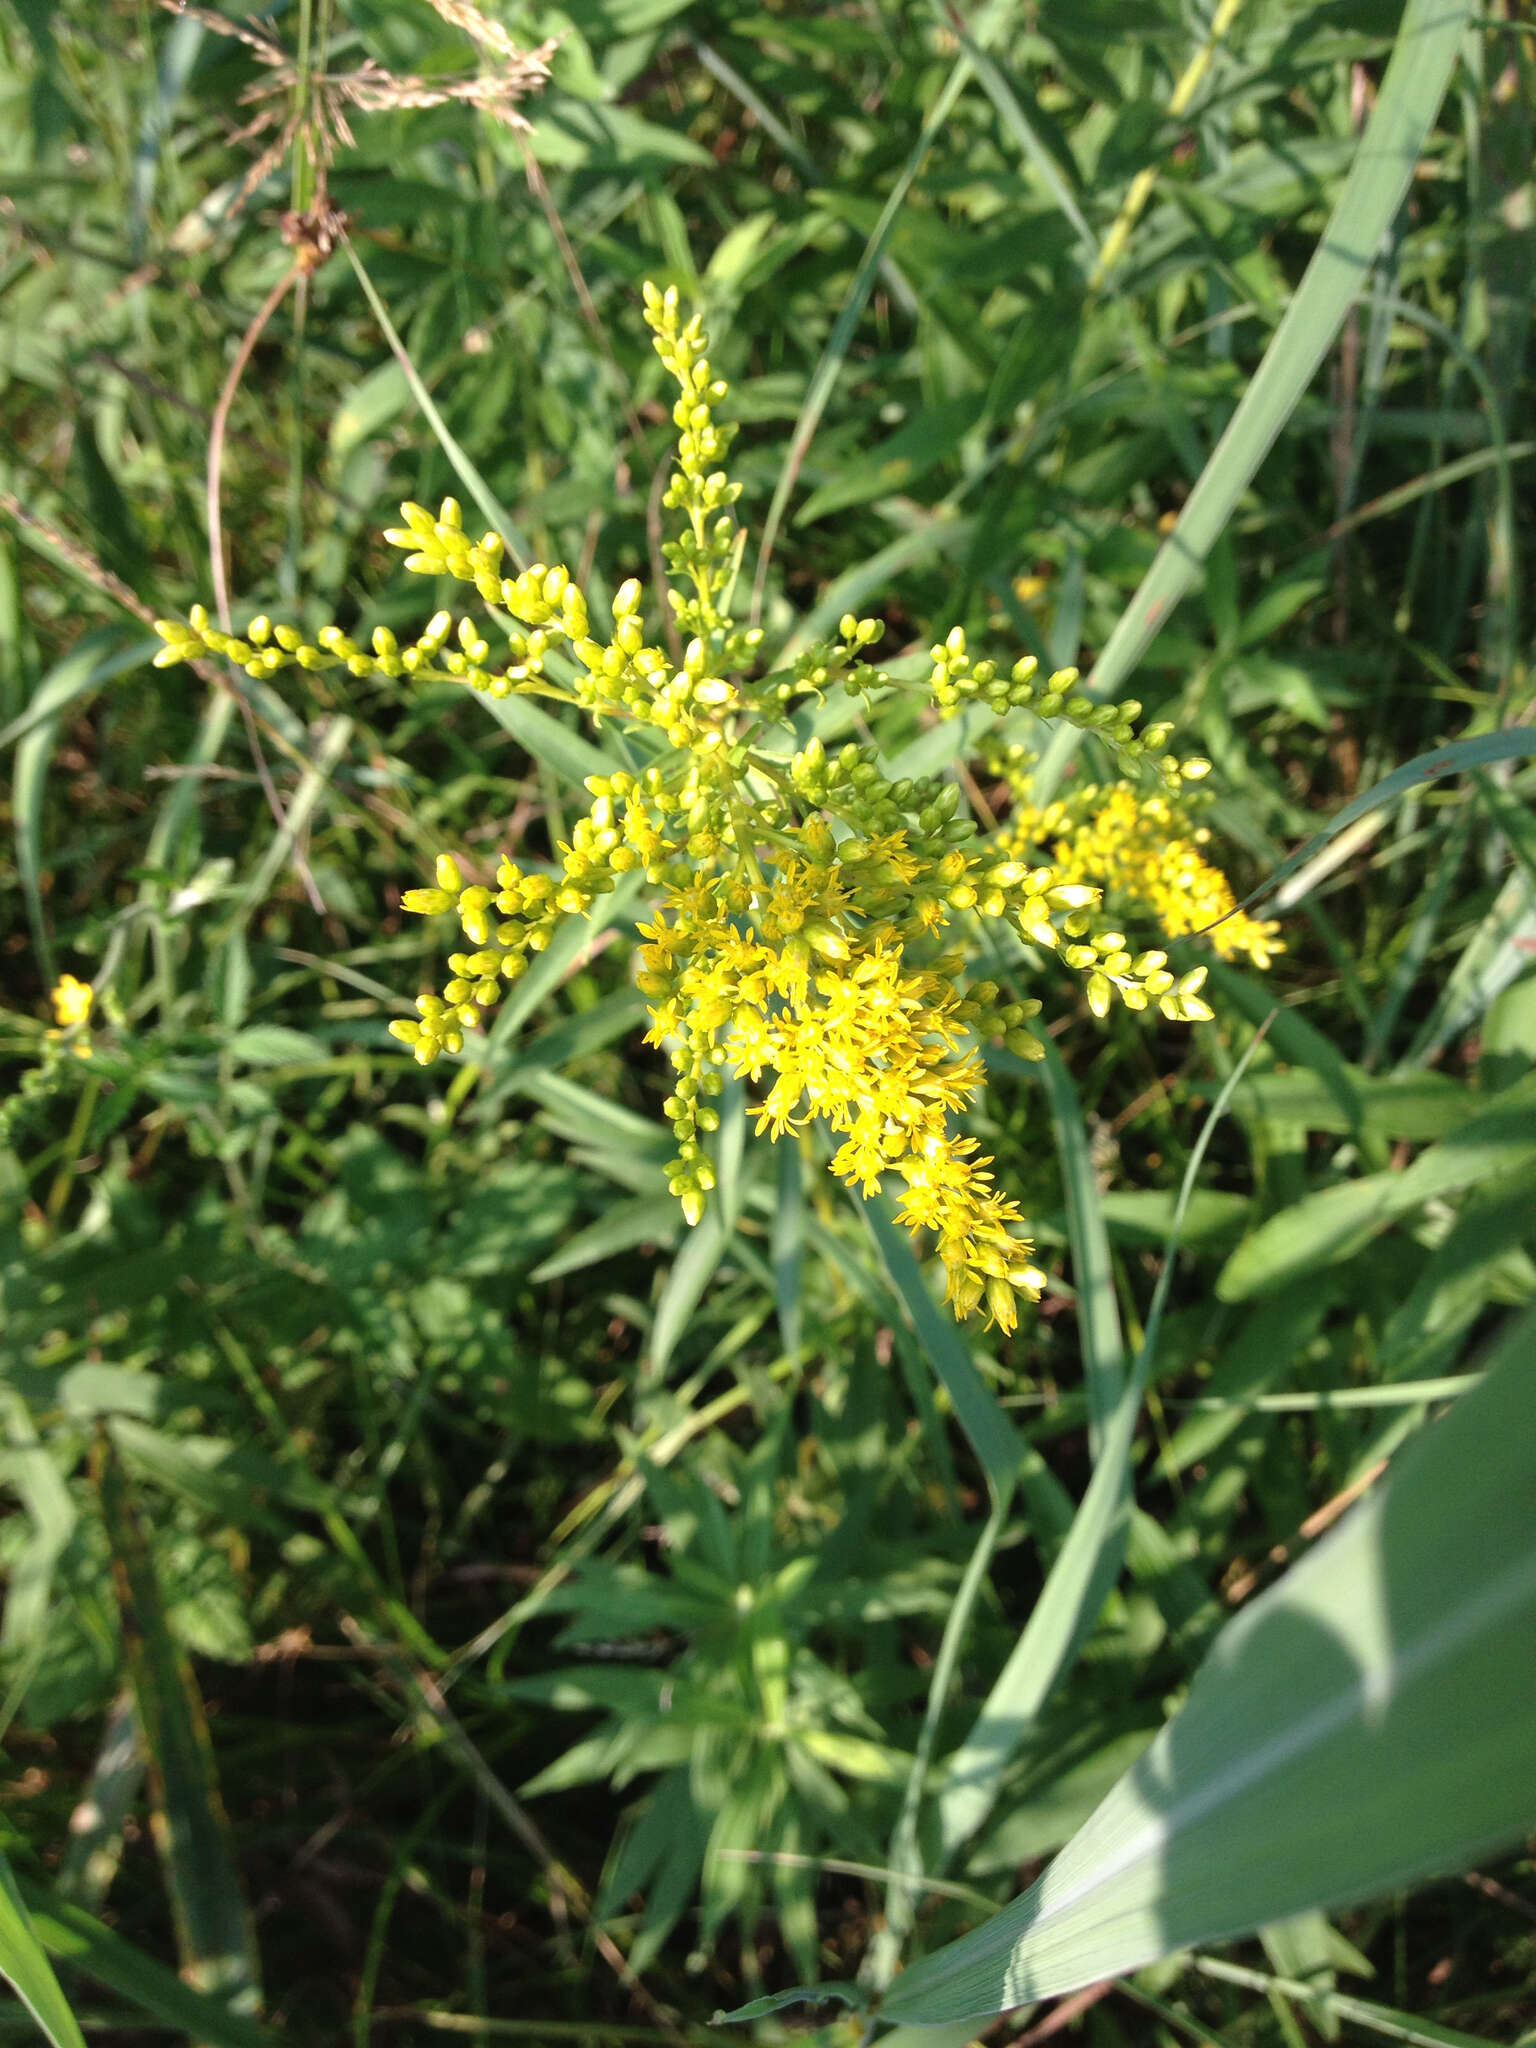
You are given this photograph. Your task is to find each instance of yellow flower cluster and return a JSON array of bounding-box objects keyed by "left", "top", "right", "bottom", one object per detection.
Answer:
[
  {"left": 152, "top": 283, "right": 1268, "bottom": 1334},
  {"left": 990, "top": 749, "right": 1282, "bottom": 972}
]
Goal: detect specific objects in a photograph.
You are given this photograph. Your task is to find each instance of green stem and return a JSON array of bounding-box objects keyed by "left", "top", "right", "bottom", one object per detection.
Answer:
[{"left": 44, "top": 1072, "right": 100, "bottom": 1229}]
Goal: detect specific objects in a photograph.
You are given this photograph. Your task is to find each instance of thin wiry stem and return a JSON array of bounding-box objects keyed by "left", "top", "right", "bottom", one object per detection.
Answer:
[{"left": 207, "top": 261, "right": 326, "bottom": 914}]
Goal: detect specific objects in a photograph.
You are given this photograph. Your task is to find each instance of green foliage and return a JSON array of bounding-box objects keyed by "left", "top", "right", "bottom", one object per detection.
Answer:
[{"left": 2, "top": 0, "right": 1534, "bottom": 2043}]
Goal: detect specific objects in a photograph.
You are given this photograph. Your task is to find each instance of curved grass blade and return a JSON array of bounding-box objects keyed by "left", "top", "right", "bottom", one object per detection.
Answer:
[
  {"left": 880, "top": 1307, "right": 1536, "bottom": 2024},
  {"left": 934, "top": 1026, "right": 1268, "bottom": 1865},
  {"left": 12, "top": 632, "right": 145, "bottom": 986},
  {"left": 1032, "top": 0, "right": 1474, "bottom": 798},
  {"left": 691, "top": 38, "right": 918, "bottom": 318},
  {"left": 1220, "top": 727, "right": 1536, "bottom": 934},
  {"left": 0, "top": 1852, "right": 86, "bottom": 2048},
  {"left": 1034, "top": 1038, "right": 1125, "bottom": 1455},
  {"left": 938, "top": 4, "right": 1097, "bottom": 269}
]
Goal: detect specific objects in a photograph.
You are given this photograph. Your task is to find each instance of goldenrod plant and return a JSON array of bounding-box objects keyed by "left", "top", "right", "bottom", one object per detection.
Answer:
[{"left": 156, "top": 286, "right": 1258, "bottom": 1335}]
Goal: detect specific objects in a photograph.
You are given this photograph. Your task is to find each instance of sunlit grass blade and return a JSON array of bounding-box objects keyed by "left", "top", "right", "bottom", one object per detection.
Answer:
[
  {"left": 1215, "top": 1071, "right": 1536, "bottom": 1301},
  {"left": 56, "top": 1692, "right": 143, "bottom": 1911},
  {"left": 1216, "top": 728, "right": 1536, "bottom": 938},
  {"left": 1399, "top": 864, "right": 1536, "bottom": 1069},
  {"left": 18, "top": 1884, "right": 278, "bottom": 2048},
  {"left": 1033, "top": 0, "right": 1473, "bottom": 797},
  {"left": 1194, "top": 1955, "right": 1515, "bottom": 2048},
  {"left": 226, "top": 714, "right": 353, "bottom": 924},
  {"left": 936, "top": 4, "right": 1097, "bottom": 269},
  {"left": 0, "top": 1851, "right": 86, "bottom": 2048},
  {"left": 879, "top": 1308, "right": 1536, "bottom": 2024}
]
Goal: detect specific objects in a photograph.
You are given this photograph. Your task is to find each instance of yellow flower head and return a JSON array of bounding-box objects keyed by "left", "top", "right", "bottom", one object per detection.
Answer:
[
  {"left": 991, "top": 754, "right": 1283, "bottom": 972},
  {"left": 152, "top": 285, "right": 1274, "bottom": 1335}
]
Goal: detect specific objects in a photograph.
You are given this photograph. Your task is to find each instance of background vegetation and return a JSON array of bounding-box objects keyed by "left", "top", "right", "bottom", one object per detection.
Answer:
[{"left": 1, "top": 0, "right": 1533, "bottom": 2044}]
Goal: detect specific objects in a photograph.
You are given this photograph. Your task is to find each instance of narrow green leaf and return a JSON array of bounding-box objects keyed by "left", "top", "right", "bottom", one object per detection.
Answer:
[
  {"left": 18, "top": 1885, "right": 279, "bottom": 2048},
  {"left": 753, "top": 0, "right": 1017, "bottom": 622},
  {"left": 56, "top": 1693, "right": 143, "bottom": 1912},
  {"left": 1035, "top": 1038, "right": 1125, "bottom": 1454},
  {"left": 1217, "top": 1075, "right": 1536, "bottom": 1300},
  {"left": 341, "top": 236, "right": 532, "bottom": 564},
  {"left": 864, "top": 1198, "right": 1023, "bottom": 1500},
  {"left": 12, "top": 632, "right": 143, "bottom": 985},
  {"left": 226, "top": 714, "right": 353, "bottom": 924},
  {"left": 1401, "top": 864, "right": 1536, "bottom": 1068},
  {"left": 1235, "top": 730, "right": 1536, "bottom": 930},
  {"left": 0, "top": 1852, "right": 86, "bottom": 2048},
  {"left": 1195, "top": 1956, "right": 1513, "bottom": 2048}
]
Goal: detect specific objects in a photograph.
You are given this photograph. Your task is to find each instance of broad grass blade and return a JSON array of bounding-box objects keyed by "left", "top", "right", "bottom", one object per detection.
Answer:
[
  {"left": 881, "top": 1311, "right": 1536, "bottom": 2024},
  {"left": 1217, "top": 1072, "right": 1536, "bottom": 1300},
  {"left": 0, "top": 1851, "right": 86, "bottom": 2048},
  {"left": 1033, "top": 0, "right": 1473, "bottom": 796}
]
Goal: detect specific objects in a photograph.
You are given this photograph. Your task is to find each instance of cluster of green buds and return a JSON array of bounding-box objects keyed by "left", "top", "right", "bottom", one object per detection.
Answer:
[{"left": 929, "top": 627, "right": 1183, "bottom": 786}]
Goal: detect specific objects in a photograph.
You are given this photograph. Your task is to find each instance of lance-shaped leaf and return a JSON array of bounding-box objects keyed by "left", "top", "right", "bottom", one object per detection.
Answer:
[
  {"left": 878, "top": 1310, "right": 1536, "bottom": 2024},
  {"left": 0, "top": 1852, "right": 86, "bottom": 2048}
]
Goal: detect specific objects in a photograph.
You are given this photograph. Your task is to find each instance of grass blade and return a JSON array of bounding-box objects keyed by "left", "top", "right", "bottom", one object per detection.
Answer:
[
  {"left": 864, "top": 1197, "right": 1024, "bottom": 1499},
  {"left": 1202, "top": 729, "right": 1536, "bottom": 948},
  {"left": 18, "top": 1885, "right": 279, "bottom": 2048},
  {"left": 934, "top": 1028, "right": 1267, "bottom": 1864},
  {"left": 1195, "top": 1955, "right": 1520, "bottom": 2048},
  {"left": 1034, "top": 1039, "right": 1125, "bottom": 1455},
  {"left": 881, "top": 1308, "right": 1536, "bottom": 2023},
  {"left": 56, "top": 1693, "right": 144, "bottom": 1911},
  {"left": 0, "top": 1852, "right": 86, "bottom": 2048},
  {"left": 1032, "top": 0, "right": 1473, "bottom": 796},
  {"left": 341, "top": 235, "right": 531, "bottom": 564},
  {"left": 12, "top": 632, "right": 144, "bottom": 986},
  {"left": 751, "top": 0, "right": 1019, "bottom": 623}
]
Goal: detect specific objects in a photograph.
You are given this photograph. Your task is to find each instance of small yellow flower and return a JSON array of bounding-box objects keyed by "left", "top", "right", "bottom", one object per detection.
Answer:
[{"left": 50, "top": 975, "right": 94, "bottom": 1029}]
